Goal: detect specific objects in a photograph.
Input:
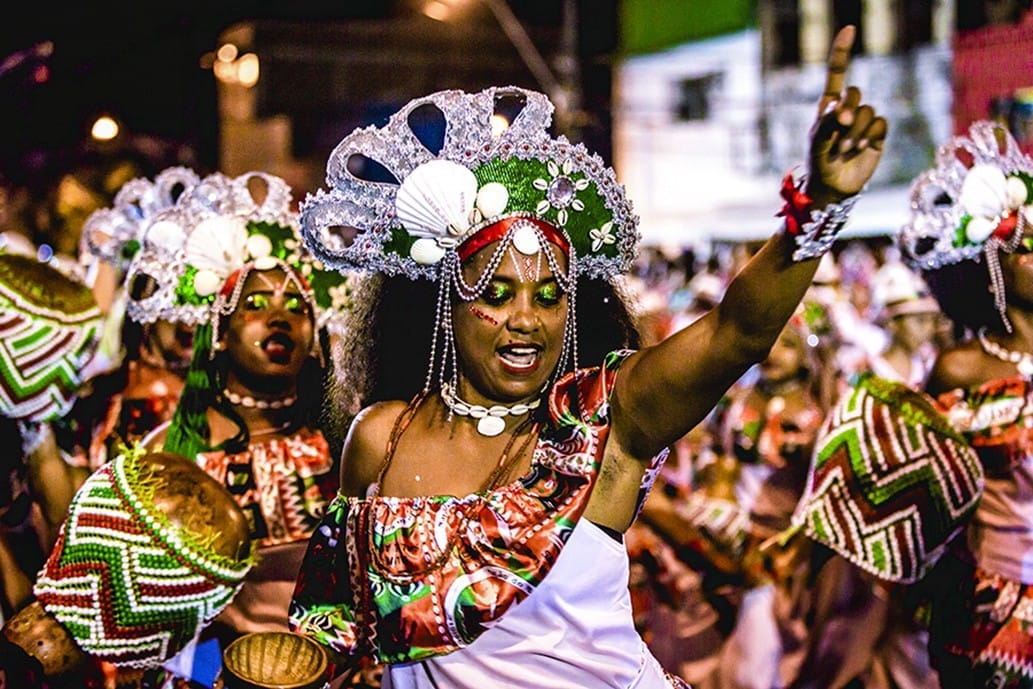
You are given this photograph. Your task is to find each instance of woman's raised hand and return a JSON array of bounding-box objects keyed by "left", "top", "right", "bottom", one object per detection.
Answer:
[{"left": 807, "top": 25, "right": 888, "bottom": 203}]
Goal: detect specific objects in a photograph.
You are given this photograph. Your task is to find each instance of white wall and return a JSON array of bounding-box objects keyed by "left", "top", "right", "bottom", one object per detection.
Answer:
[{"left": 613, "top": 28, "right": 953, "bottom": 250}]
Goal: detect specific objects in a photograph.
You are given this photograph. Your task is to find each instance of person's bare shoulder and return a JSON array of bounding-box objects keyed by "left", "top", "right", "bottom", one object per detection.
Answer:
[
  {"left": 339, "top": 400, "right": 409, "bottom": 497},
  {"left": 926, "top": 340, "right": 985, "bottom": 398}
]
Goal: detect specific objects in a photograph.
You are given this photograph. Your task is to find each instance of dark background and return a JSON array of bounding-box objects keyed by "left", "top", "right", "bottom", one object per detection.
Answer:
[{"left": 0, "top": 1, "right": 617, "bottom": 188}]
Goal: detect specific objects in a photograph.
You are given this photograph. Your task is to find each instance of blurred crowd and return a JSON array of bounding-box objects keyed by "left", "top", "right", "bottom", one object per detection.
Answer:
[
  {"left": 621, "top": 239, "right": 954, "bottom": 689},
  {"left": 0, "top": 139, "right": 1009, "bottom": 689}
]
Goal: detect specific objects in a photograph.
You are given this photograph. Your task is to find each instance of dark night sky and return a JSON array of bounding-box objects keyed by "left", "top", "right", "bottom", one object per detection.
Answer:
[{"left": 0, "top": 2, "right": 580, "bottom": 186}]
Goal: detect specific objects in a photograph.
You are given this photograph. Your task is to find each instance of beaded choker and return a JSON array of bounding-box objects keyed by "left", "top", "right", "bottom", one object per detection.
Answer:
[
  {"left": 977, "top": 327, "right": 1033, "bottom": 377},
  {"left": 439, "top": 382, "right": 541, "bottom": 437},
  {"left": 223, "top": 388, "right": 297, "bottom": 410}
]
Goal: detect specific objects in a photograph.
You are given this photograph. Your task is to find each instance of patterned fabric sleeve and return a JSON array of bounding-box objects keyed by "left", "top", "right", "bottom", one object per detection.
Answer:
[{"left": 288, "top": 495, "right": 365, "bottom": 662}]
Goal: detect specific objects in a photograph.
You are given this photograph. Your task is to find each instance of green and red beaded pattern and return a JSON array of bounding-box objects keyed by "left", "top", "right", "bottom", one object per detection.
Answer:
[{"left": 33, "top": 454, "right": 252, "bottom": 668}]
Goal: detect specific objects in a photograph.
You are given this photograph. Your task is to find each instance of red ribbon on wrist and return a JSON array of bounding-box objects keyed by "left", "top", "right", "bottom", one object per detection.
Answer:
[{"left": 777, "top": 172, "right": 812, "bottom": 236}]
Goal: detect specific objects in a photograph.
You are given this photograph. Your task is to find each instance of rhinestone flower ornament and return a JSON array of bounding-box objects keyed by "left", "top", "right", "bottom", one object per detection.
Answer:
[
  {"left": 123, "top": 171, "right": 350, "bottom": 335},
  {"left": 299, "top": 86, "right": 639, "bottom": 281}
]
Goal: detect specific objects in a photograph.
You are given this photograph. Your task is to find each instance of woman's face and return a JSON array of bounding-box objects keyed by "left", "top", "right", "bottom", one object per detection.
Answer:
[
  {"left": 451, "top": 240, "right": 569, "bottom": 405},
  {"left": 219, "top": 267, "right": 315, "bottom": 390}
]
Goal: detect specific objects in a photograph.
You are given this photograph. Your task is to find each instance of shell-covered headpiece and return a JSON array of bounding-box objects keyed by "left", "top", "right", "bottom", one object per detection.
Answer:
[
  {"left": 123, "top": 171, "right": 350, "bottom": 336},
  {"left": 299, "top": 86, "right": 639, "bottom": 282},
  {"left": 80, "top": 167, "right": 200, "bottom": 276},
  {"left": 898, "top": 120, "right": 1033, "bottom": 329}
]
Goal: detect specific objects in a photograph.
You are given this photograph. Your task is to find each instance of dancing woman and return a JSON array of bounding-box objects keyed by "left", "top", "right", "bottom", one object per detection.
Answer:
[
  {"left": 289, "top": 26, "right": 885, "bottom": 689},
  {"left": 110, "top": 171, "right": 350, "bottom": 686}
]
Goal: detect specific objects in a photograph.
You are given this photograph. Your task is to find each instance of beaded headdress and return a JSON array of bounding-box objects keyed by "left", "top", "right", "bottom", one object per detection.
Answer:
[
  {"left": 300, "top": 86, "right": 638, "bottom": 392},
  {"left": 33, "top": 449, "right": 255, "bottom": 668},
  {"left": 300, "top": 86, "right": 638, "bottom": 281},
  {"left": 898, "top": 120, "right": 1033, "bottom": 330},
  {"left": 80, "top": 166, "right": 200, "bottom": 278},
  {"left": 0, "top": 253, "right": 101, "bottom": 422},
  {"left": 122, "top": 170, "right": 350, "bottom": 337}
]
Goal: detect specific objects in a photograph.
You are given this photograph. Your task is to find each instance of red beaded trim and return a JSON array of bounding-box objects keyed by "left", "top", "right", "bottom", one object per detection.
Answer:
[{"left": 457, "top": 215, "right": 569, "bottom": 263}]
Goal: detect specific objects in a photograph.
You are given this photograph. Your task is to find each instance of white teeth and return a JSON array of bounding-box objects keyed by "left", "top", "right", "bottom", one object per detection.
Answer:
[{"left": 500, "top": 347, "right": 538, "bottom": 368}]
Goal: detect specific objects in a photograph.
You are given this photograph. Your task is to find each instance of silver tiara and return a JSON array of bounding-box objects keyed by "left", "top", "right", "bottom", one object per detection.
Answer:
[
  {"left": 299, "top": 85, "right": 639, "bottom": 281},
  {"left": 898, "top": 120, "right": 1033, "bottom": 272},
  {"left": 123, "top": 171, "right": 350, "bottom": 334},
  {"left": 79, "top": 166, "right": 200, "bottom": 273}
]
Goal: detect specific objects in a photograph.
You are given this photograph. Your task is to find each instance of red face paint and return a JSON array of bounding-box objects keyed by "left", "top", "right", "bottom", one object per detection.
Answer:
[{"left": 469, "top": 306, "right": 499, "bottom": 325}]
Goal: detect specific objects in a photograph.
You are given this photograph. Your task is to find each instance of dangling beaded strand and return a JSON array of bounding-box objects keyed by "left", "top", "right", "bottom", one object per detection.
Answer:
[
  {"left": 423, "top": 220, "right": 580, "bottom": 418},
  {"left": 983, "top": 215, "right": 1026, "bottom": 333}
]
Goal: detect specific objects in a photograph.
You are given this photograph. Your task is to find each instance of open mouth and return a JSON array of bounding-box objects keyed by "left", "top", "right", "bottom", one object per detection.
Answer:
[
  {"left": 497, "top": 343, "right": 542, "bottom": 374},
  {"left": 263, "top": 333, "right": 296, "bottom": 363}
]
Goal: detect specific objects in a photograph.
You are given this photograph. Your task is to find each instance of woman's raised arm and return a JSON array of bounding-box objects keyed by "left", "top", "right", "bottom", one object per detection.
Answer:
[{"left": 612, "top": 26, "right": 887, "bottom": 461}]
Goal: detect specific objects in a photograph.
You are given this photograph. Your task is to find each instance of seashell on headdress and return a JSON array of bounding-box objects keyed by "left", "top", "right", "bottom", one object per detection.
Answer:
[
  {"left": 121, "top": 171, "right": 351, "bottom": 336},
  {"left": 299, "top": 86, "right": 639, "bottom": 282},
  {"left": 898, "top": 120, "right": 1033, "bottom": 272},
  {"left": 897, "top": 120, "right": 1033, "bottom": 330}
]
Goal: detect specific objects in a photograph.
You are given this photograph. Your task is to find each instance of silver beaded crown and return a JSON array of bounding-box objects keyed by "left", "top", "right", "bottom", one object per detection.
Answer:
[
  {"left": 123, "top": 171, "right": 350, "bottom": 334},
  {"left": 80, "top": 167, "right": 200, "bottom": 274},
  {"left": 898, "top": 120, "right": 1033, "bottom": 272},
  {"left": 299, "top": 86, "right": 640, "bottom": 281}
]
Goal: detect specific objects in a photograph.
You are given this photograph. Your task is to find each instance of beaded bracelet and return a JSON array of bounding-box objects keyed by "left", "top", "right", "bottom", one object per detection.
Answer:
[{"left": 777, "top": 171, "right": 862, "bottom": 262}]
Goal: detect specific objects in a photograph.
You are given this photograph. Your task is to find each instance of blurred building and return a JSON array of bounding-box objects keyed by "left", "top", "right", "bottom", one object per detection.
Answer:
[{"left": 614, "top": 0, "right": 956, "bottom": 250}]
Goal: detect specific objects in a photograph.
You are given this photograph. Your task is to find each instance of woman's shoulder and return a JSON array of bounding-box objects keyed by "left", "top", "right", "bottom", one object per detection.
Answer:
[
  {"left": 351, "top": 400, "right": 410, "bottom": 431},
  {"left": 926, "top": 340, "right": 989, "bottom": 397},
  {"left": 340, "top": 400, "right": 410, "bottom": 494}
]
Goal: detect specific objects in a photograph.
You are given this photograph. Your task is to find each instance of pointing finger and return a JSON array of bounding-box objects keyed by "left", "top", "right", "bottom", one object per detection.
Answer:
[{"left": 818, "top": 25, "right": 856, "bottom": 116}]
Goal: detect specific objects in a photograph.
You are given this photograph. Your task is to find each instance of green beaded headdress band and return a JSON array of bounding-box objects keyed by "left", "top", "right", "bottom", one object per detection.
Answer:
[
  {"left": 299, "top": 86, "right": 640, "bottom": 282},
  {"left": 123, "top": 171, "right": 351, "bottom": 336},
  {"left": 33, "top": 449, "right": 256, "bottom": 668}
]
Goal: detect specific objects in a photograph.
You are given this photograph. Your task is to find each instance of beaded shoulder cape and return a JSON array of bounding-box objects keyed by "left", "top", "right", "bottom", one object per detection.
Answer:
[{"left": 289, "top": 349, "right": 660, "bottom": 665}]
